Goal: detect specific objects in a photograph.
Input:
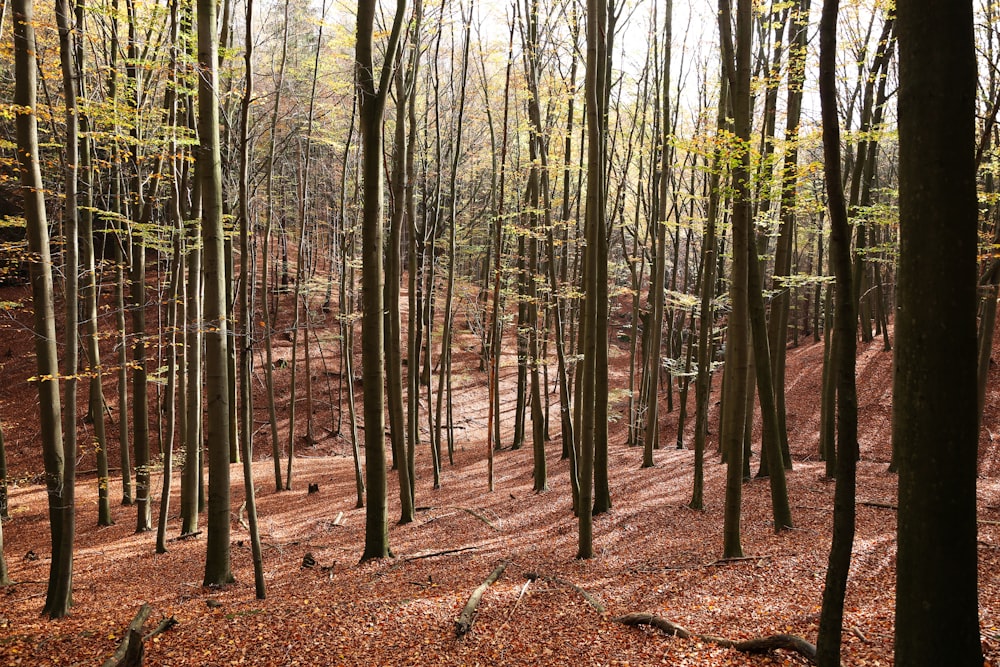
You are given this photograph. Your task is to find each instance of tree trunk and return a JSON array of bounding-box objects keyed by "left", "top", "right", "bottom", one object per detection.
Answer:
[
  {"left": 75, "top": 0, "right": 112, "bottom": 527},
  {"left": 55, "top": 0, "right": 80, "bottom": 612},
  {"left": 357, "top": 0, "right": 406, "bottom": 561},
  {"left": 14, "top": 0, "right": 69, "bottom": 615},
  {"left": 239, "top": 0, "right": 266, "bottom": 599},
  {"left": 642, "top": 0, "right": 672, "bottom": 467},
  {"left": 717, "top": 0, "right": 751, "bottom": 560},
  {"left": 198, "top": 0, "right": 234, "bottom": 586},
  {"left": 893, "top": 2, "right": 983, "bottom": 664},
  {"left": 815, "top": 0, "right": 860, "bottom": 661}
]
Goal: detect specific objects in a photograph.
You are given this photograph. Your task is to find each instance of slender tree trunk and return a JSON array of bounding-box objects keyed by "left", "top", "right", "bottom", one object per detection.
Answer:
[
  {"left": 0, "top": 425, "right": 8, "bottom": 582},
  {"left": 404, "top": 0, "right": 424, "bottom": 503},
  {"left": 357, "top": 0, "right": 406, "bottom": 561},
  {"left": 156, "top": 216, "right": 183, "bottom": 554},
  {"left": 766, "top": 0, "right": 811, "bottom": 472},
  {"left": 718, "top": 0, "right": 751, "bottom": 560},
  {"left": 578, "top": 0, "right": 608, "bottom": 558},
  {"left": 690, "top": 69, "right": 727, "bottom": 511},
  {"left": 14, "top": 0, "right": 68, "bottom": 615},
  {"left": 642, "top": 0, "right": 672, "bottom": 467},
  {"left": 239, "top": 0, "right": 265, "bottom": 598},
  {"left": 261, "top": 0, "right": 291, "bottom": 492},
  {"left": 75, "top": 0, "right": 112, "bottom": 527},
  {"left": 53, "top": 0, "right": 79, "bottom": 613},
  {"left": 388, "top": 50, "right": 413, "bottom": 521},
  {"left": 0, "top": 423, "right": 7, "bottom": 521},
  {"left": 815, "top": 0, "right": 860, "bottom": 660}
]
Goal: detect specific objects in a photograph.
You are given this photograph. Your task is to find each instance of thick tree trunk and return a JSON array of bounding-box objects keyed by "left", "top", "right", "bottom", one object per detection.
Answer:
[
  {"left": 893, "top": 2, "right": 983, "bottom": 664},
  {"left": 198, "top": 0, "right": 234, "bottom": 586}
]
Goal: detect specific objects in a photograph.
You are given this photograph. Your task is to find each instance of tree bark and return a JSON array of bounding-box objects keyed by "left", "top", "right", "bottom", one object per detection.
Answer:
[
  {"left": 357, "top": 0, "right": 406, "bottom": 561},
  {"left": 14, "top": 0, "right": 69, "bottom": 616},
  {"left": 717, "top": 0, "right": 751, "bottom": 560},
  {"left": 198, "top": 0, "right": 234, "bottom": 586},
  {"left": 893, "top": 1, "right": 983, "bottom": 664},
  {"left": 815, "top": 0, "right": 860, "bottom": 661}
]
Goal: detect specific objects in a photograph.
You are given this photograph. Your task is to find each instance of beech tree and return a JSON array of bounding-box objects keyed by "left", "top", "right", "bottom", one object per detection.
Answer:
[
  {"left": 13, "top": 0, "right": 70, "bottom": 617},
  {"left": 578, "top": 0, "right": 610, "bottom": 559},
  {"left": 199, "top": 0, "right": 235, "bottom": 586},
  {"left": 357, "top": 0, "right": 407, "bottom": 561},
  {"left": 816, "top": 0, "right": 859, "bottom": 661},
  {"left": 717, "top": 0, "right": 752, "bottom": 560},
  {"left": 893, "top": 0, "right": 983, "bottom": 663}
]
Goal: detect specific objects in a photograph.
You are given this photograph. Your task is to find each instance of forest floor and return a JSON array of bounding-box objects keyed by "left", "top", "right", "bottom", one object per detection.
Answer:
[{"left": 1, "top": 280, "right": 999, "bottom": 666}]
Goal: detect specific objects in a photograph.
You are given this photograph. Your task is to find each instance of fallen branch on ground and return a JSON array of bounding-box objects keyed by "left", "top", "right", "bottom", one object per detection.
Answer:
[
  {"left": 712, "top": 555, "right": 774, "bottom": 565},
  {"left": 238, "top": 501, "right": 249, "bottom": 531},
  {"left": 614, "top": 612, "right": 818, "bottom": 665},
  {"left": 143, "top": 616, "right": 178, "bottom": 642},
  {"left": 404, "top": 545, "right": 477, "bottom": 562},
  {"left": 168, "top": 531, "right": 202, "bottom": 542},
  {"left": 534, "top": 574, "right": 605, "bottom": 614},
  {"left": 416, "top": 506, "right": 500, "bottom": 531},
  {"left": 102, "top": 603, "right": 152, "bottom": 667},
  {"left": 858, "top": 500, "right": 897, "bottom": 510},
  {"left": 455, "top": 561, "right": 508, "bottom": 637}
]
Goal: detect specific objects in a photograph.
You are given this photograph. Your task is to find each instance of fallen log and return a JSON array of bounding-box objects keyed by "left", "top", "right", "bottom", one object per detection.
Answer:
[
  {"left": 102, "top": 603, "right": 152, "bottom": 667},
  {"left": 614, "top": 612, "right": 818, "bottom": 665},
  {"left": 454, "top": 561, "right": 507, "bottom": 637}
]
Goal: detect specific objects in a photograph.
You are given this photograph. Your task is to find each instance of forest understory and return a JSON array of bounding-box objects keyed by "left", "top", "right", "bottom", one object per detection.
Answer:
[{"left": 1, "top": 279, "right": 999, "bottom": 667}]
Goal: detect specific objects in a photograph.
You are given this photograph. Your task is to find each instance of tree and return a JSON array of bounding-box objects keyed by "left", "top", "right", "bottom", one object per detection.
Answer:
[
  {"left": 75, "top": 0, "right": 113, "bottom": 528},
  {"left": 199, "top": 0, "right": 235, "bottom": 587},
  {"left": 642, "top": 0, "right": 671, "bottom": 467},
  {"left": 0, "top": 421, "right": 10, "bottom": 584},
  {"left": 55, "top": 0, "right": 80, "bottom": 608},
  {"left": 238, "top": 0, "right": 266, "bottom": 598},
  {"left": 357, "top": 0, "right": 407, "bottom": 561},
  {"left": 816, "top": 0, "right": 859, "bottom": 660},
  {"left": 13, "top": 0, "right": 70, "bottom": 616},
  {"left": 578, "top": 0, "right": 609, "bottom": 559},
  {"left": 717, "top": 0, "right": 752, "bottom": 560},
  {"left": 893, "top": 1, "right": 983, "bottom": 664}
]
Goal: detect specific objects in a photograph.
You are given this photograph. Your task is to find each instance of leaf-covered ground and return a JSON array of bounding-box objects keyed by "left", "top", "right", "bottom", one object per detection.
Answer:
[{"left": 1, "top": 285, "right": 999, "bottom": 666}]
